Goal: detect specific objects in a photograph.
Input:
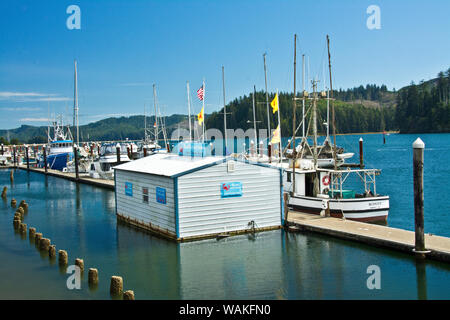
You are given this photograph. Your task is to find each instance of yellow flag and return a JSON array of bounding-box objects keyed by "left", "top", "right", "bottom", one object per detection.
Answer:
[
  {"left": 271, "top": 125, "right": 280, "bottom": 144},
  {"left": 197, "top": 106, "right": 204, "bottom": 125},
  {"left": 270, "top": 93, "right": 278, "bottom": 114}
]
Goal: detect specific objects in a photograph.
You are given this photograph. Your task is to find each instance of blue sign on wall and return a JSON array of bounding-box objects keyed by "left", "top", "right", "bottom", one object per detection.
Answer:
[
  {"left": 125, "top": 182, "right": 133, "bottom": 197},
  {"left": 156, "top": 187, "right": 166, "bottom": 204},
  {"left": 220, "top": 182, "right": 243, "bottom": 198}
]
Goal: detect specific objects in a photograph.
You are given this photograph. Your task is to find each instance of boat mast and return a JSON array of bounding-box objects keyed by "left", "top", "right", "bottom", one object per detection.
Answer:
[
  {"left": 326, "top": 35, "right": 337, "bottom": 170},
  {"left": 144, "top": 103, "right": 147, "bottom": 143},
  {"left": 302, "top": 54, "right": 305, "bottom": 139},
  {"left": 74, "top": 59, "right": 79, "bottom": 146},
  {"left": 326, "top": 88, "right": 330, "bottom": 141},
  {"left": 276, "top": 88, "right": 282, "bottom": 163},
  {"left": 186, "top": 81, "right": 192, "bottom": 141},
  {"left": 312, "top": 80, "right": 320, "bottom": 196},
  {"left": 222, "top": 66, "right": 227, "bottom": 153},
  {"left": 153, "top": 84, "right": 159, "bottom": 145},
  {"left": 252, "top": 85, "right": 257, "bottom": 145},
  {"left": 263, "top": 53, "right": 270, "bottom": 140},
  {"left": 292, "top": 34, "right": 297, "bottom": 195}
]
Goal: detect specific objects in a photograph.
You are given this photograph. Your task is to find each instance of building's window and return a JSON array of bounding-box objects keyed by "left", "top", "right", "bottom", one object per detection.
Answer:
[
  {"left": 287, "top": 172, "right": 292, "bottom": 182},
  {"left": 143, "top": 187, "right": 149, "bottom": 203}
]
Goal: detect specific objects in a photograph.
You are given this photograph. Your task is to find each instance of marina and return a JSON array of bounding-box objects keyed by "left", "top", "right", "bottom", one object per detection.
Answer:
[
  {"left": 1, "top": 1, "right": 449, "bottom": 304},
  {"left": 1, "top": 167, "right": 449, "bottom": 300}
]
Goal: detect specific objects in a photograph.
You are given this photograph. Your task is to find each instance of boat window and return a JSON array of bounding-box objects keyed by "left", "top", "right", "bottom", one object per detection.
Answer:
[
  {"left": 287, "top": 172, "right": 292, "bottom": 182},
  {"left": 143, "top": 187, "right": 149, "bottom": 204}
]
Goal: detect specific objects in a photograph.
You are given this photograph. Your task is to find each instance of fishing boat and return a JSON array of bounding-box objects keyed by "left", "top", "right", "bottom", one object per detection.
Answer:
[
  {"left": 38, "top": 116, "right": 74, "bottom": 171},
  {"left": 285, "top": 34, "right": 389, "bottom": 223}
]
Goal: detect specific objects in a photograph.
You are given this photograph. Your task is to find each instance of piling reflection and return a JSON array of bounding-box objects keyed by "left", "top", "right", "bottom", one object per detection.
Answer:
[{"left": 416, "top": 260, "right": 428, "bottom": 300}]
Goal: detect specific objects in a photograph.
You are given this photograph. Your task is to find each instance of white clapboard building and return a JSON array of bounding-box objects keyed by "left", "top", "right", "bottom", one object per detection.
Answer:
[{"left": 114, "top": 153, "right": 283, "bottom": 241}]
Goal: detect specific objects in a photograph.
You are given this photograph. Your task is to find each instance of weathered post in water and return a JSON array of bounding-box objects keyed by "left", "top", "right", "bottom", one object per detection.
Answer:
[
  {"left": 268, "top": 143, "right": 272, "bottom": 163},
  {"left": 43, "top": 145, "right": 48, "bottom": 174},
  {"left": 143, "top": 147, "right": 147, "bottom": 157},
  {"left": 26, "top": 145, "right": 30, "bottom": 170},
  {"left": 116, "top": 143, "right": 121, "bottom": 164},
  {"left": 359, "top": 138, "right": 364, "bottom": 169},
  {"left": 413, "top": 138, "right": 427, "bottom": 258},
  {"left": 13, "top": 146, "right": 16, "bottom": 167},
  {"left": 1, "top": 143, "right": 3, "bottom": 156},
  {"left": 110, "top": 276, "right": 123, "bottom": 296},
  {"left": 73, "top": 144, "right": 79, "bottom": 181}
]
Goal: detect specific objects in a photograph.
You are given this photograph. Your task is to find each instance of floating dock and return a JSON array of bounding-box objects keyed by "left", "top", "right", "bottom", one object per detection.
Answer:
[
  {"left": 7, "top": 165, "right": 114, "bottom": 190},
  {"left": 286, "top": 211, "right": 450, "bottom": 263}
]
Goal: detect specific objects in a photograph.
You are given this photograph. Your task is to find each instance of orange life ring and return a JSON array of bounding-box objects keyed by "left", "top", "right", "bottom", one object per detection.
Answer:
[{"left": 322, "top": 175, "right": 330, "bottom": 186}]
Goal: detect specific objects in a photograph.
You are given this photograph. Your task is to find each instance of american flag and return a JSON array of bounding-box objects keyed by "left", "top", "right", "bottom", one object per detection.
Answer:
[{"left": 197, "top": 85, "right": 204, "bottom": 101}]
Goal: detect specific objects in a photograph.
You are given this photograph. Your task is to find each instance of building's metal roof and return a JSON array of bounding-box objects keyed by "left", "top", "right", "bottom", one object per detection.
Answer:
[{"left": 113, "top": 153, "right": 227, "bottom": 178}]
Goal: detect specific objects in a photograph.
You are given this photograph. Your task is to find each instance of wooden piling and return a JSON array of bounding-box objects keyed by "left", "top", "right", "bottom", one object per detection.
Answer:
[
  {"left": 143, "top": 147, "right": 147, "bottom": 157},
  {"left": 413, "top": 138, "right": 427, "bottom": 258},
  {"left": 110, "top": 276, "right": 123, "bottom": 296},
  {"left": 116, "top": 144, "right": 121, "bottom": 164},
  {"left": 268, "top": 143, "right": 272, "bottom": 163},
  {"left": 11, "top": 198, "right": 16, "bottom": 207},
  {"left": 75, "top": 258, "right": 84, "bottom": 272},
  {"left": 34, "top": 233, "right": 43, "bottom": 244},
  {"left": 13, "top": 146, "right": 16, "bottom": 167},
  {"left": 58, "top": 250, "right": 68, "bottom": 266},
  {"left": 29, "top": 227, "right": 36, "bottom": 240},
  {"left": 1, "top": 186, "right": 7, "bottom": 198},
  {"left": 123, "top": 290, "right": 135, "bottom": 300},
  {"left": 88, "top": 268, "right": 99, "bottom": 286},
  {"left": 283, "top": 193, "right": 289, "bottom": 224},
  {"left": 19, "top": 223, "right": 27, "bottom": 234},
  {"left": 73, "top": 145, "right": 79, "bottom": 181},
  {"left": 359, "top": 138, "right": 364, "bottom": 169},
  {"left": 43, "top": 146, "right": 47, "bottom": 174},
  {"left": 10, "top": 170, "right": 14, "bottom": 184},
  {"left": 26, "top": 146, "right": 29, "bottom": 171},
  {"left": 39, "top": 238, "right": 51, "bottom": 251},
  {"left": 13, "top": 218, "right": 21, "bottom": 229},
  {"left": 49, "top": 245, "right": 56, "bottom": 258},
  {"left": 127, "top": 146, "right": 131, "bottom": 159}
]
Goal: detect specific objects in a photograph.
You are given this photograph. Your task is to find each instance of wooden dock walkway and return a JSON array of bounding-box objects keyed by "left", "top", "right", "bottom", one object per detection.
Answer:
[
  {"left": 3, "top": 165, "right": 114, "bottom": 190},
  {"left": 287, "top": 211, "right": 450, "bottom": 263}
]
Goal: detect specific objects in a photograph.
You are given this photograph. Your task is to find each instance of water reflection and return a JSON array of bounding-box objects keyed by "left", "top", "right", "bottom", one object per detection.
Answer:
[
  {"left": 415, "top": 260, "right": 427, "bottom": 300},
  {"left": 1, "top": 168, "right": 449, "bottom": 300}
]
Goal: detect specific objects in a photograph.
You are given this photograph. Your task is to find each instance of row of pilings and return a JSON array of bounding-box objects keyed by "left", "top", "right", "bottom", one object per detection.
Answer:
[{"left": 3, "top": 171, "right": 135, "bottom": 300}]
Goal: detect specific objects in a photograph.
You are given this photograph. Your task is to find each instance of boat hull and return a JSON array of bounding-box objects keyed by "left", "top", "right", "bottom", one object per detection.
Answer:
[
  {"left": 39, "top": 152, "right": 73, "bottom": 171},
  {"left": 288, "top": 194, "right": 389, "bottom": 222}
]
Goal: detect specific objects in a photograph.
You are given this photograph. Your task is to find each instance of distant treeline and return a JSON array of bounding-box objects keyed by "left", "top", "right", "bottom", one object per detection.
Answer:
[
  {"left": 1, "top": 69, "right": 449, "bottom": 144},
  {"left": 205, "top": 91, "right": 395, "bottom": 138},
  {"left": 395, "top": 69, "right": 450, "bottom": 133}
]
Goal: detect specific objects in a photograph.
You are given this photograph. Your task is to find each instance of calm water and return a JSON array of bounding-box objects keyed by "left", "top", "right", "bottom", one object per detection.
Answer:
[{"left": 0, "top": 133, "right": 449, "bottom": 299}]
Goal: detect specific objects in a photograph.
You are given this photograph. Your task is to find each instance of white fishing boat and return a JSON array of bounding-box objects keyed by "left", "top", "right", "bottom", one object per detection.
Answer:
[{"left": 285, "top": 35, "right": 389, "bottom": 223}]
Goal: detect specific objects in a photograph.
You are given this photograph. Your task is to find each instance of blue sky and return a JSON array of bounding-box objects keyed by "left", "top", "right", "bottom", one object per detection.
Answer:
[{"left": 0, "top": 0, "right": 449, "bottom": 130}]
